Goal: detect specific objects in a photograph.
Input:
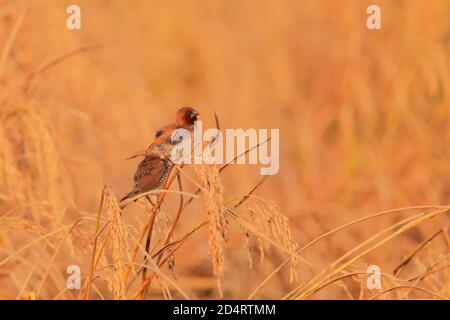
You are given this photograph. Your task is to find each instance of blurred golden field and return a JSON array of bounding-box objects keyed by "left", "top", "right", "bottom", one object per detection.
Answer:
[{"left": 0, "top": 0, "right": 449, "bottom": 300}]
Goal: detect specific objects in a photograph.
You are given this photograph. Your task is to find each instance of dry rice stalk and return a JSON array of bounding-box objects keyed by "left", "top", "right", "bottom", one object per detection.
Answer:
[
  {"left": 245, "top": 197, "right": 300, "bottom": 282},
  {"left": 1, "top": 106, "right": 66, "bottom": 217},
  {"left": 103, "top": 186, "right": 128, "bottom": 300},
  {"left": 0, "top": 216, "right": 46, "bottom": 234},
  {"left": 122, "top": 168, "right": 178, "bottom": 289},
  {"left": 196, "top": 164, "right": 228, "bottom": 296},
  {"left": 393, "top": 228, "right": 444, "bottom": 276},
  {"left": 0, "top": 121, "right": 26, "bottom": 202},
  {"left": 295, "top": 207, "right": 450, "bottom": 300},
  {"left": 153, "top": 207, "right": 173, "bottom": 246}
]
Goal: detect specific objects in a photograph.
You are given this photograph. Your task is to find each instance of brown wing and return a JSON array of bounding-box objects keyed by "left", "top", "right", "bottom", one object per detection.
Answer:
[
  {"left": 150, "top": 126, "right": 175, "bottom": 147},
  {"left": 133, "top": 156, "right": 170, "bottom": 193},
  {"left": 145, "top": 125, "right": 188, "bottom": 159},
  {"left": 125, "top": 124, "right": 177, "bottom": 160},
  {"left": 149, "top": 124, "right": 194, "bottom": 148},
  {"left": 155, "top": 123, "right": 175, "bottom": 138},
  {"left": 132, "top": 123, "right": 194, "bottom": 160}
]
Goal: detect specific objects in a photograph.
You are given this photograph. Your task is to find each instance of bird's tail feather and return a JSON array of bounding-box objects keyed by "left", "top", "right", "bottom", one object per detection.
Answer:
[
  {"left": 120, "top": 189, "right": 139, "bottom": 203},
  {"left": 125, "top": 150, "right": 145, "bottom": 160}
]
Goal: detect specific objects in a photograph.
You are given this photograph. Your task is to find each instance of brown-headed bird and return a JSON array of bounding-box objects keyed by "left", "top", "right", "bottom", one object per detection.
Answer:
[{"left": 120, "top": 107, "right": 200, "bottom": 203}]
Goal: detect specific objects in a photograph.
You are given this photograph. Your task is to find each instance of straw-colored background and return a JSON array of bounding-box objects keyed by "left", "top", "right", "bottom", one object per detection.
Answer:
[{"left": 0, "top": 0, "right": 449, "bottom": 299}]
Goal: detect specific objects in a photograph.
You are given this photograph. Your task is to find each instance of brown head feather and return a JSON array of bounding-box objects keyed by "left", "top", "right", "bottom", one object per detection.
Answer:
[{"left": 175, "top": 107, "right": 200, "bottom": 126}]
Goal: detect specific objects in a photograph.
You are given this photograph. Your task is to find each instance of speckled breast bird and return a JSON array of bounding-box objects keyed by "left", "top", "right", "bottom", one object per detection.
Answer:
[{"left": 120, "top": 107, "right": 200, "bottom": 203}]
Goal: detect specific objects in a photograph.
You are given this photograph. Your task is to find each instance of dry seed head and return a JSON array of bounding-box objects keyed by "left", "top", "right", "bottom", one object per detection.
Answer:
[
  {"left": 240, "top": 225, "right": 253, "bottom": 270},
  {"left": 196, "top": 164, "right": 228, "bottom": 296},
  {"left": 168, "top": 254, "right": 176, "bottom": 279},
  {"left": 8, "top": 107, "right": 65, "bottom": 211},
  {"left": 246, "top": 197, "right": 300, "bottom": 282},
  {"left": 0, "top": 121, "right": 26, "bottom": 202},
  {"left": 0, "top": 216, "right": 46, "bottom": 234},
  {"left": 103, "top": 186, "right": 128, "bottom": 300}
]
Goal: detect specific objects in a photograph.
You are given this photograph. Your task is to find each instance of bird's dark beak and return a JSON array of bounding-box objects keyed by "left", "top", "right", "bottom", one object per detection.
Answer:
[{"left": 191, "top": 110, "right": 200, "bottom": 119}]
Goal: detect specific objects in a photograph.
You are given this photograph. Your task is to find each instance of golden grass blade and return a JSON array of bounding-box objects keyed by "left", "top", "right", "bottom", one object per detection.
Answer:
[
  {"left": 285, "top": 213, "right": 424, "bottom": 299},
  {"left": 0, "top": 225, "right": 83, "bottom": 268},
  {"left": 35, "top": 218, "right": 83, "bottom": 298},
  {"left": 393, "top": 228, "right": 444, "bottom": 276},
  {"left": 15, "top": 245, "right": 49, "bottom": 299},
  {"left": 295, "top": 207, "right": 449, "bottom": 300},
  {"left": 368, "top": 285, "right": 448, "bottom": 300},
  {"left": 0, "top": 8, "right": 27, "bottom": 76},
  {"left": 23, "top": 43, "right": 106, "bottom": 91},
  {"left": 82, "top": 186, "right": 106, "bottom": 300}
]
